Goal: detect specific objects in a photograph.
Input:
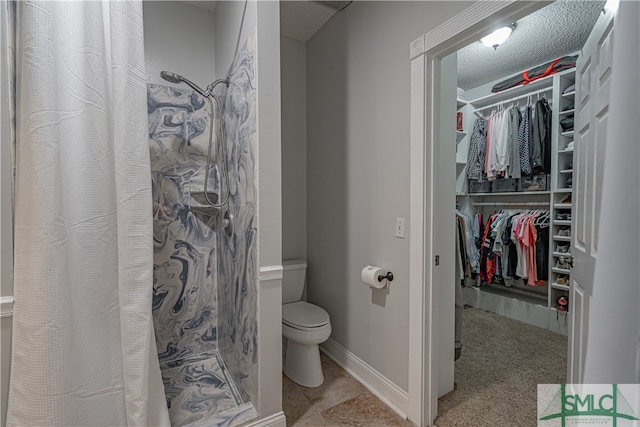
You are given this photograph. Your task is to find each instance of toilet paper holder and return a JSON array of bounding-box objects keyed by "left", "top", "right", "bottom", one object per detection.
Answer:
[{"left": 378, "top": 271, "right": 394, "bottom": 282}]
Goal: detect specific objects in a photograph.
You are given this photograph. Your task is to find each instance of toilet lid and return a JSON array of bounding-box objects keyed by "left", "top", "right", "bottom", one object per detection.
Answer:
[{"left": 282, "top": 301, "right": 330, "bottom": 328}]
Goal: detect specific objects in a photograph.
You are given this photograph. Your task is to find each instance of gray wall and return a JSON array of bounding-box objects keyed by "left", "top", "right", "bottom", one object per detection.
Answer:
[
  {"left": 306, "top": 0, "right": 473, "bottom": 391},
  {"left": 255, "top": 1, "right": 283, "bottom": 417},
  {"left": 215, "top": 1, "right": 257, "bottom": 81},
  {"left": 281, "top": 36, "right": 307, "bottom": 261},
  {"left": 143, "top": 1, "right": 215, "bottom": 87},
  {"left": 255, "top": 1, "right": 282, "bottom": 270}
]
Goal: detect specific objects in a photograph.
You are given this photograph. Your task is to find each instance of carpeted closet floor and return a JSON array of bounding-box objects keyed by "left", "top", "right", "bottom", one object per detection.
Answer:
[{"left": 435, "top": 306, "right": 567, "bottom": 427}]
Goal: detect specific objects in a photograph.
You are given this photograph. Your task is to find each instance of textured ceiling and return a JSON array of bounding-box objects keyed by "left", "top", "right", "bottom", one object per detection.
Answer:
[{"left": 457, "top": 0, "right": 605, "bottom": 90}]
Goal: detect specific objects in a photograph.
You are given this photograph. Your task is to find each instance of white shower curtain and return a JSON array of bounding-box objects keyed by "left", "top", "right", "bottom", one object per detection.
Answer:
[{"left": 6, "top": 1, "right": 169, "bottom": 426}]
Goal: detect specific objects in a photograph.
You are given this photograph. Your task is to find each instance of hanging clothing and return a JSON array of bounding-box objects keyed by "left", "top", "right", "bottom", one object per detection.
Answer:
[
  {"left": 495, "top": 109, "right": 511, "bottom": 173},
  {"left": 467, "top": 117, "right": 488, "bottom": 180},
  {"left": 479, "top": 214, "right": 498, "bottom": 283},
  {"left": 477, "top": 210, "right": 549, "bottom": 287},
  {"left": 509, "top": 107, "right": 522, "bottom": 178},
  {"left": 486, "top": 111, "right": 501, "bottom": 180},
  {"left": 518, "top": 105, "right": 532, "bottom": 175},
  {"left": 531, "top": 98, "right": 552, "bottom": 174},
  {"left": 535, "top": 222, "right": 549, "bottom": 282},
  {"left": 456, "top": 211, "right": 480, "bottom": 276}
]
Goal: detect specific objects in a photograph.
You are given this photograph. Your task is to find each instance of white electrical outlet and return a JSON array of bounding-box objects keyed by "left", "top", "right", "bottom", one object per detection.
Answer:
[{"left": 395, "top": 218, "right": 406, "bottom": 238}]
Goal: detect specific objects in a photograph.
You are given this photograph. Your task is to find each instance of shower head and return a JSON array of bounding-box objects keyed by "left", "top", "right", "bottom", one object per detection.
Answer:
[
  {"left": 160, "top": 70, "right": 208, "bottom": 97},
  {"left": 160, "top": 71, "right": 182, "bottom": 84}
]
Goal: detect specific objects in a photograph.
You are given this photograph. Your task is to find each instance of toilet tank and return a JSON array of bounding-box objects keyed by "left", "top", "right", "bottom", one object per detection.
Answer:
[{"left": 282, "top": 259, "right": 308, "bottom": 304}]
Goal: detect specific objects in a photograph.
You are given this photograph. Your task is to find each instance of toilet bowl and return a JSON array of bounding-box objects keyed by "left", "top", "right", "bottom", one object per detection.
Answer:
[{"left": 282, "top": 301, "right": 331, "bottom": 388}]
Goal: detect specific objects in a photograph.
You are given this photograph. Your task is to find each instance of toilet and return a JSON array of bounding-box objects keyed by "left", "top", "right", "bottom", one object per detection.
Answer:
[{"left": 282, "top": 259, "right": 332, "bottom": 388}]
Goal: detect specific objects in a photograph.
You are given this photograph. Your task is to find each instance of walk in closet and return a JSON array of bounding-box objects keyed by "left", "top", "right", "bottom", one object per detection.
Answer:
[
  {"left": 455, "top": 65, "right": 578, "bottom": 335},
  {"left": 425, "top": 2, "right": 617, "bottom": 421}
]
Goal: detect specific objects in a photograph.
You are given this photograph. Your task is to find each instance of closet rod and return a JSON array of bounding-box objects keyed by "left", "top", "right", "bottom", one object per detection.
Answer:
[
  {"left": 473, "top": 201, "right": 550, "bottom": 207},
  {"left": 474, "top": 87, "right": 552, "bottom": 113}
]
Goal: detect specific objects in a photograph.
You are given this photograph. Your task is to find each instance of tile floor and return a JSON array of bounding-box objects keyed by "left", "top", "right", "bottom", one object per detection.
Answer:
[{"left": 282, "top": 352, "right": 413, "bottom": 426}]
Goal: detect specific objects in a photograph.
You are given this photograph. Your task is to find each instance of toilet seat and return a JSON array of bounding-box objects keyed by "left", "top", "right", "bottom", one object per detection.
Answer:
[{"left": 282, "top": 301, "right": 329, "bottom": 329}]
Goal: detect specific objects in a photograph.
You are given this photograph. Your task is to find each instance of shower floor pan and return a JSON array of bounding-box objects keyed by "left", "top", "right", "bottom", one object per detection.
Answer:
[{"left": 160, "top": 351, "right": 258, "bottom": 427}]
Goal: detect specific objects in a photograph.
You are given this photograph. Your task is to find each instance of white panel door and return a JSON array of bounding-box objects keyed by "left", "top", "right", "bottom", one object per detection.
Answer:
[{"left": 569, "top": 0, "right": 617, "bottom": 384}]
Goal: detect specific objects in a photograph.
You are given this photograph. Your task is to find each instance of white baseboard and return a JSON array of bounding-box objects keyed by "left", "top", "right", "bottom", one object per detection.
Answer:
[
  {"left": 320, "top": 338, "right": 409, "bottom": 419},
  {"left": 463, "top": 286, "right": 549, "bottom": 328},
  {"left": 0, "top": 296, "right": 13, "bottom": 318},
  {"left": 244, "top": 411, "right": 286, "bottom": 427}
]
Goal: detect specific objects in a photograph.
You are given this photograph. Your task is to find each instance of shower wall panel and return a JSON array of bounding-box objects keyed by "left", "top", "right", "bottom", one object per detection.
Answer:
[
  {"left": 217, "top": 30, "right": 259, "bottom": 405},
  {"left": 148, "top": 85, "right": 218, "bottom": 364}
]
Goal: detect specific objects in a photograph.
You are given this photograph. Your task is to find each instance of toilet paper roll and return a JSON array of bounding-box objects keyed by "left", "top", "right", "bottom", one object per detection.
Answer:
[{"left": 361, "top": 265, "right": 388, "bottom": 289}]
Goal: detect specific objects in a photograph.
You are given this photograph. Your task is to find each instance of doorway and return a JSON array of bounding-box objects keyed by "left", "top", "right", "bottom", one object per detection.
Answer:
[
  {"left": 407, "top": 1, "right": 619, "bottom": 425},
  {"left": 443, "top": 2, "right": 607, "bottom": 423}
]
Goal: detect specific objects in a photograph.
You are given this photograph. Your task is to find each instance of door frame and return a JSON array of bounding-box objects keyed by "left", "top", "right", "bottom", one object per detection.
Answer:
[{"left": 407, "top": 2, "right": 551, "bottom": 425}]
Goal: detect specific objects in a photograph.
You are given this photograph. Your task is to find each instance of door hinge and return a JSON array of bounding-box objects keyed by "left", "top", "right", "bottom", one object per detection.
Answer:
[{"left": 435, "top": 255, "right": 440, "bottom": 266}]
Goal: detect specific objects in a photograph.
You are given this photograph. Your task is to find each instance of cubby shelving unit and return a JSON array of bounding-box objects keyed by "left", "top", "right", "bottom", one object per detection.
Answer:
[{"left": 548, "top": 68, "right": 576, "bottom": 322}]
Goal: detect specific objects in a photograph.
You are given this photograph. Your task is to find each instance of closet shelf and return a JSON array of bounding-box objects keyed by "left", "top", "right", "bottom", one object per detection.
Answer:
[
  {"left": 553, "top": 252, "right": 572, "bottom": 257},
  {"left": 468, "top": 191, "right": 550, "bottom": 197},
  {"left": 561, "top": 131, "right": 575, "bottom": 137},
  {"left": 554, "top": 220, "right": 572, "bottom": 225},
  {"left": 552, "top": 267, "right": 571, "bottom": 274},
  {"left": 559, "top": 109, "right": 575, "bottom": 116},
  {"left": 469, "top": 78, "right": 553, "bottom": 110},
  {"left": 558, "top": 149, "right": 574, "bottom": 154},
  {"left": 555, "top": 188, "right": 573, "bottom": 193},
  {"left": 553, "top": 235, "right": 572, "bottom": 242},
  {"left": 553, "top": 203, "right": 573, "bottom": 209},
  {"left": 457, "top": 98, "right": 467, "bottom": 109},
  {"left": 560, "top": 169, "right": 574, "bottom": 174},
  {"left": 456, "top": 131, "right": 467, "bottom": 142},
  {"left": 562, "top": 90, "right": 576, "bottom": 98},
  {"left": 551, "top": 283, "right": 570, "bottom": 291}
]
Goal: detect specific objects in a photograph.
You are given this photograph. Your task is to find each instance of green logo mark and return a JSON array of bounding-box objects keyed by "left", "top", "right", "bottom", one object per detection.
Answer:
[{"left": 540, "top": 384, "right": 639, "bottom": 426}]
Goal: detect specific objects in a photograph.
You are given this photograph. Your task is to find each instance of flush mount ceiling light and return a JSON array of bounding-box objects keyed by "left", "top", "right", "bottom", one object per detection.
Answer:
[{"left": 481, "top": 25, "right": 515, "bottom": 50}]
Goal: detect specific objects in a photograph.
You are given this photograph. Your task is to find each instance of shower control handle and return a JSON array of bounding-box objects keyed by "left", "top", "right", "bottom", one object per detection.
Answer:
[{"left": 222, "top": 210, "right": 233, "bottom": 237}]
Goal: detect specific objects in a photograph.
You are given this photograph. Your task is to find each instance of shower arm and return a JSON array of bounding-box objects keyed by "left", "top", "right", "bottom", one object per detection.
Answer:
[{"left": 204, "top": 78, "right": 230, "bottom": 97}]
